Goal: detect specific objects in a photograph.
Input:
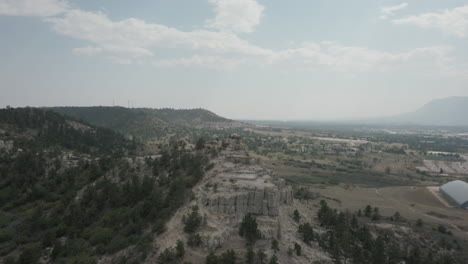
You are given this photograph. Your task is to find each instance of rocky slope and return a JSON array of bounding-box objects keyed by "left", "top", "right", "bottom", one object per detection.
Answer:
[{"left": 144, "top": 135, "right": 330, "bottom": 264}]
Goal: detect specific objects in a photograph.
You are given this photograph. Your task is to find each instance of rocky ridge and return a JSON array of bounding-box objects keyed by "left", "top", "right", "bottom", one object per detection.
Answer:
[{"left": 145, "top": 136, "right": 330, "bottom": 264}]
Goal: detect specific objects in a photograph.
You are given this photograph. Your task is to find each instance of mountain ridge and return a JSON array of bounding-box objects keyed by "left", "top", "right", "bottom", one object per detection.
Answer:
[
  {"left": 48, "top": 106, "right": 234, "bottom": 140},
  {"left": 386, "top": 96, "right": 468, "bottom": 126}
]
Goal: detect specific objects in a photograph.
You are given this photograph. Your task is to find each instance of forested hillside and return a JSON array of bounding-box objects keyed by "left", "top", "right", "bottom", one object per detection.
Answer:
[
  {"left": 0, "top": 108, "right": 212, "bottom": 263},
  {"left": 49, "top": 106, "right": 232, "bottom": 140},
  {"left": 0, "top": 107, "right": 136, "bottom": 155}
]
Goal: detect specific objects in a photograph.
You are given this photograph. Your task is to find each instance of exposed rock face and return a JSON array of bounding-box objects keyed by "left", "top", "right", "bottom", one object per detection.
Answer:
[
  {"left": 146, "top": 135, "right": 331, "bottom": 264},
  {"left": 196, "top": 138, "right": 293, "bottom": 217},
  {"left": 204, "top": 185, "right": 293, "bottom": 216}
]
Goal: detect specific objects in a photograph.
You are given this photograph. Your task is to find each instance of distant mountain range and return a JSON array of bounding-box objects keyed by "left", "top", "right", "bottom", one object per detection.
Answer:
[{"left": 383, "top": 97, "right": 468, "bottom": 127}]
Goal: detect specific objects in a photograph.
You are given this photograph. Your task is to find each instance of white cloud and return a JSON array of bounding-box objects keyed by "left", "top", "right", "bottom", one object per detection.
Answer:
[
  {"left": 151, "top": 42, "right": 455, "bottom": 76},
  {"left": 153, "top": 55, "right": 248, "bottom": 69},
  {"left": 0, "top": 0, "right": 68, "bottom": 17},
  {"left": 272, "top": 43, "right": 453, "bottom": 73},
  {"left": 46, "top": 9, "right": 454, "bottom": 74},
  {"left": 380, "top": 2, "right": 408, "bottom": 20},
  {"left": 205, "top": 0, "right": 264, "bottom": 33},
  {"left": 73, "top": 46, "right": 103, "bottom": 56},
  {"left": 0, "top": 0, "right": 463, "bottom": 76},
  {"left": 392, "top": 5, "right": 468, "bottom": 37},
  {"left": 45, "top": 9, "right": 273, "bottom": 61}
]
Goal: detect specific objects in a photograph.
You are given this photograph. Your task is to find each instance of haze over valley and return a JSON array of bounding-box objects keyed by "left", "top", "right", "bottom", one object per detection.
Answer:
[{"left": 2, "top": 1, "right": 468, "bottom": 264}]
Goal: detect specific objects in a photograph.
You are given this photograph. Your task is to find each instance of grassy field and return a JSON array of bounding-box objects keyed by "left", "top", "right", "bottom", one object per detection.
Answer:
[
  {"left": 313, "top": 185, "right": 468, "bottom": 237},
  {"left": 264, "top": 159, "right": 418, "bottom": 187}
]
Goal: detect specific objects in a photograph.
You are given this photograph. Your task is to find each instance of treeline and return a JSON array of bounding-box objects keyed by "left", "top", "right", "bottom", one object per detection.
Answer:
[{"left": 368, "top": 134, "right": 468, "bottom": 153}]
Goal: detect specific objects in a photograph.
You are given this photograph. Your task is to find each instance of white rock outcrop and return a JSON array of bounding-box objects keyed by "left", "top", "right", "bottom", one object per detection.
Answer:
[{"left": 204, "top": 185, "right": 293, "bottom": 216}]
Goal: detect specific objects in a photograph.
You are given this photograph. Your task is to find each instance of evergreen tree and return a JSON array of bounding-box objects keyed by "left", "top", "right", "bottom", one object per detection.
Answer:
[
  {"left": 293, "top": 209, "right": 301, "bottom": 222},
  {"left": 392, "top": 211, "right": 401, "bottom": 222},
  {"left": 373, "top": 236, "right": 387, "bottom": 264},
  {"left": 196, "top": 138, "right": 206, "bottom": 150},
  {"left": 176, "top": 240, "right": 185, "bottom": 258},
  {"left": 364, "top": 205, "right": 372, "bottom": 218},
  {"left": 206, "top": 252, "right": 218, "bottom": 264},
  {"left": 220, "top": 249, "right": 237, "bottom": 264},
  {"left": 239, "top": 214, "right": 261, "bottom": 245},
  {"left": 351, "top": 214, "right": 359, "bottom": 230},
  {"left": 294, "top": 242, "right": 302, "bottom": 256},
  {"left": 357, "top": 209, "right": 362, "bottom": 217},
  {"left": 298, "top": 222, "right": 314, "bottom": 245},
  {"left": 245, "top": 247, "right": 255, "bottom": 264},
  {"left": 416, "top": 218, "right": 423, "bottom": 227},
  {"left": 187, "top": 233, "right": 202, "bottom": 247},
  {"left": 256, "top": 249, "right": 267, "bottom": 264},
  {"left": 271, "top": 239, "right": 279, "bottom": 252},
  {"left": 372, "top": 207, "right": 381, "bottom": 221},
  {"left": 184, "top": 206, "right": 202, "bottom": 234},
  {"left": 407, "top": 247, "right": 422, "bottom": 264}
]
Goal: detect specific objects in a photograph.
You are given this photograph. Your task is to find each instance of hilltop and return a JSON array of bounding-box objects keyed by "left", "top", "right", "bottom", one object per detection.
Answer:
[{"left": 49, "top": 106, "right": 239, "bottom": 140}]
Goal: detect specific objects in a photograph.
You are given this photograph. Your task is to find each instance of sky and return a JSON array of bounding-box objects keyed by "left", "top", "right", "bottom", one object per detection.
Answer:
[{"left": 1, "top": 0, "right": 468, "bottom": 120}]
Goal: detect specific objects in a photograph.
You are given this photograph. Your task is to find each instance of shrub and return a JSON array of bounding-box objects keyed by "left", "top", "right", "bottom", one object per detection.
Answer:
[{"left": 187, "top": 233, "right": 202, "bottom": 247}]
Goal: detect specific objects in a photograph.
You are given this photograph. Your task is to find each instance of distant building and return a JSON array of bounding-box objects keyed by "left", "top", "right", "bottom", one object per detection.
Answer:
[{"left": 440, "top": 180, "right": 468, "bottom": 209}]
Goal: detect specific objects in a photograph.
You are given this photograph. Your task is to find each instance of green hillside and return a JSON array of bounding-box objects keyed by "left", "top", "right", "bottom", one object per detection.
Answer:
[
  {"left": 0, "top": 108, "right": 211, "bottom": 263},
  {"left": 49, "top": 106, "right": 232, "bottom": 140}
]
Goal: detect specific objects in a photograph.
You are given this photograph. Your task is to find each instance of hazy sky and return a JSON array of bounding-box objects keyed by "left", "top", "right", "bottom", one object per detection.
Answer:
[{"left": 1, "top": 0, "right": 468, "bottom": 120}]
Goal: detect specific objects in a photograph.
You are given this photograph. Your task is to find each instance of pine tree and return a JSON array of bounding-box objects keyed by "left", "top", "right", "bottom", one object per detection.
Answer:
[
  {"left": 184, "top": 206, "right": 202, "bottom": 234},
  {"left": 239, "top": 214, "right": 261, "bottom": 245},
  {"left": 206, "top": 252, "right": 218, "bottom": 264},
  {"left": 271, "top": 239, "right": 279, "bottom": 252},
  {"left": 245, "top": 247, "right": 255, "bottom": 264},
  {"left": 257, "top": 249, "right": 267, "bottom": 264},
  {"left": 220, "top": 249, "right": 237, "bottom": 264},
  {"left": 176, "top": 240, "right": 185, "bottom": 258},
  {"left": 416, "top": 218, "right": 423, "bottom": 227},
  {"left": 298, "top": 222, "right": 314, "bottom": 245},
  {"left": 364, "top": 205, "right": 372, "bottom": 218},
  {"left": 351, "top": 214, "right": 359, "bottom": 230},
  {"left": 371, "top": 207, "right": 380, "bottom": 221},
  {"left": 293, "top": 209, "right": 301, "bottom": 222},
  {"left": 294, "top": 242, "right": 302, "bottom": 256},
  {"left": 196, "top": 138, "right": 206, "bottom": 150},
  {"left": 373, "top": 236, "right": 387, "bottom": 264}
]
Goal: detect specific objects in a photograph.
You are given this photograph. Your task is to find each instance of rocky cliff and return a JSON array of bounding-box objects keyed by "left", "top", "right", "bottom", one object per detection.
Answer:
[
  {"left": 146, "top": 135, "right": 330, "bottom": 264},
  {"left": 202, "top": 177, "right": 293, "bottom": 216}
]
